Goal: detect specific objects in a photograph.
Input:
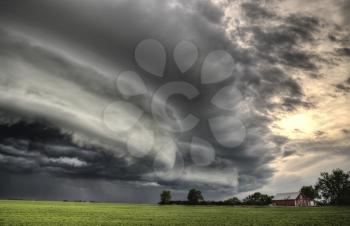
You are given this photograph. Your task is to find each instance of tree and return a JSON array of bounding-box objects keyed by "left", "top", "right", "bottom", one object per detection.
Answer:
[
  {"left": 160, "top": 190, "right": 172, "bottom": 204},
  {"left": 243, "top": 192, "right": 272, "bottom": 205},
  {"left": 187, "top": 188, "right": 204, "bottom": 204},
  {"left": 301, "top": 185, "right": 318, "bottom": 200},
  {"left": 315, "top": 169, "right": 350, "bottom": 205},
  {"left": 224, "top": 196, "right": 241, "bottom": 205}
]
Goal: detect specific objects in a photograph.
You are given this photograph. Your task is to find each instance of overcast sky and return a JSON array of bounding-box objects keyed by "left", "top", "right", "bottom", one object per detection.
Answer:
[{"left": 0, "top": 0, "right": 349, "bottom": 203}]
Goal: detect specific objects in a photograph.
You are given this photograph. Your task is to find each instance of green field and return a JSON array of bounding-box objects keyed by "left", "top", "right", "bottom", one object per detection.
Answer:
[{"left": 0, "top": 200, "right": 350, "bottom": 225}]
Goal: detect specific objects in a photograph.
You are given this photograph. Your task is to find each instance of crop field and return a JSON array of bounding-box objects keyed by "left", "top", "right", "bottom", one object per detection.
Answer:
[{"left": 0, "top": 200, "right": 350, "bottom": 225}]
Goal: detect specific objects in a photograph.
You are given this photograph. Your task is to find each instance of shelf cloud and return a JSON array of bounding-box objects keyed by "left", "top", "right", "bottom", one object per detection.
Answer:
[{"left": 0, "top": 0, "right": 349, "bottom": 202}]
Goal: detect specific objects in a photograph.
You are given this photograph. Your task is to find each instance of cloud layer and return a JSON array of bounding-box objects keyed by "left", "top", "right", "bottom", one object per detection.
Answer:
[{"left": 0, "top": 0, "right": 349, "bottom": 202}]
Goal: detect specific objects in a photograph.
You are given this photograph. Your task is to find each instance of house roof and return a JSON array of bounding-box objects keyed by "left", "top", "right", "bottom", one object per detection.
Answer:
[{"left": 272, "top": 192, "right": 300, "bottom": 201}]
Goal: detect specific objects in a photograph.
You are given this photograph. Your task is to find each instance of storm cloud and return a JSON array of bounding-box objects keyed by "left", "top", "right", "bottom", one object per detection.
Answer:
[{"left": 0, "top": 0, "right": 349, "bottom": 202}]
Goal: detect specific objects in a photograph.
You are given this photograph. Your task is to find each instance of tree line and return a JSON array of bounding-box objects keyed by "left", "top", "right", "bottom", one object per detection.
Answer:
[
  {"left": 159, "top": 168, "right": 350, "bottom": 206},
  {"left": 160, "top": 189, "right": 273, "bottom": 206}
]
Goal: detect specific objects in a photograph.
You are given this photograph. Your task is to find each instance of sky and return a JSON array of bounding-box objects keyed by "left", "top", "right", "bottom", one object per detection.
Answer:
[{"left": 0, "top": 0, "right": 349, "bottom": 203}]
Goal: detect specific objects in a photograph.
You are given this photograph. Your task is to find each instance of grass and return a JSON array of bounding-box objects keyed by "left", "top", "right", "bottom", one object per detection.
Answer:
[{"left": 0, "top": 200, "right": 350, "bottom": 225}]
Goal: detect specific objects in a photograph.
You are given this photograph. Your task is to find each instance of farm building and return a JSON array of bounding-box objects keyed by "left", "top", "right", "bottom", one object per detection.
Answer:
[{"left": 272, "top": 192, "right": 314, "bottom": 206}]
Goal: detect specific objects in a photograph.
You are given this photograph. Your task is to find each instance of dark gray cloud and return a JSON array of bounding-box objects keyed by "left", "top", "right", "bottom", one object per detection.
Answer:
[
  {"left": 0, "top": 0, "right": 273, "bottom": 201},
  {"left": 341, "top": 0, "right": 350, "bottom": 27},
  {"left": 0, "top": 121, "right": 137, "bottom": 179},
  {"left": 314, "top": 130, "right": 326, "bottom": 137},
  {"left": 342, "top": 129, "right": 350, "bottom": 134},
  {"left": 239, "top": 10, "right": 321, "bottom": 71},
  {"left": 241, "top": 2, "right": 277, "bottom": 22},
  {"left": 336, "top": 47, "right": 350, "bottom": 57},
  {"left": 0, "top": 0, "right": 349, "bottom": 202},
  {"left": 281, "top": 97, "right": 314, "bottom": 111},
  {"left": 336, "top": 84, "right": 350, "bottom": 92},
  {"left": 335, "top": 76, "right": 350, "bottom": 93}
]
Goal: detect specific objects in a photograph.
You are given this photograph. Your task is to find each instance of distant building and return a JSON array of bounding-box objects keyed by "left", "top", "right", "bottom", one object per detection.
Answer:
[{"left": 272, "top": 192, "right": 314, "bottom": 206}]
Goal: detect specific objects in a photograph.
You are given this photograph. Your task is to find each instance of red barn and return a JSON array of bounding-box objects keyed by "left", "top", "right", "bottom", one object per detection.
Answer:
[{"left": 272, "top": 192, "right": 314, "bottom": 206}]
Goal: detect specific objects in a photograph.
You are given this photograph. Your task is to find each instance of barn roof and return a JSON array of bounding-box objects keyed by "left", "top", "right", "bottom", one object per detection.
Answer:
[{"left": 272, "top": 192, "right": 300, "bottom": 201}]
